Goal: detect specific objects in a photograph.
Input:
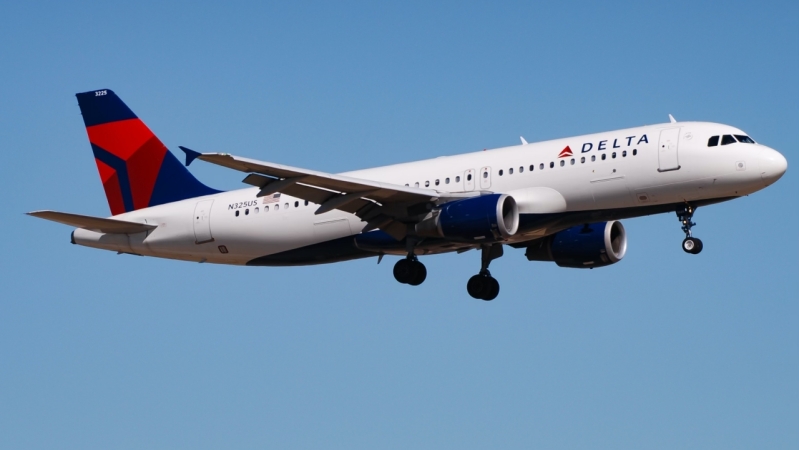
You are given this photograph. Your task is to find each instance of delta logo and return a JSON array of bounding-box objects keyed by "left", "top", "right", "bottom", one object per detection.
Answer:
[{"left": 558, "top": 146, "right": 573, "bottom": 158}]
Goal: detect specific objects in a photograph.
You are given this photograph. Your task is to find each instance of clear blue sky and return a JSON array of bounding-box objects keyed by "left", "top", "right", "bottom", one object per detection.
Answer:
[{"left": 1, "top": 1, "right": 797, "bottom": 448}]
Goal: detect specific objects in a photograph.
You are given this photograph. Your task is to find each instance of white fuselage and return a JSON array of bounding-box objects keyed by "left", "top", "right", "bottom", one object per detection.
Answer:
[{"left": 72, "top": 121, "right": 786, "bottom": 265}]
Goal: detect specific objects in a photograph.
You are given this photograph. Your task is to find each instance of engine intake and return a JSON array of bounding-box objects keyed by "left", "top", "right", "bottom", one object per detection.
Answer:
[
  {"left": 416, "top": 194, "right": 519, "bottom": 242},
  {"left": 525, "top": 221, "right": 627, "bottom": 268}
]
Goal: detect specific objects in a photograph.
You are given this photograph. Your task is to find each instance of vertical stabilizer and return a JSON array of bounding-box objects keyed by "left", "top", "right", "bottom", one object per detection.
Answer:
[{"left": 76, "top": 89, "right": 220, "bottom": 215}]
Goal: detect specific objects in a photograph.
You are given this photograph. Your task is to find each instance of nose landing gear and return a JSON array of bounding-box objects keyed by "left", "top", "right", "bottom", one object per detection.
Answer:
[
  {"left": 677, "top": 204, "right": 703, "bottom": 254},
  {"left": 467, "top": 244, "right": 503, "bottom": 301}
]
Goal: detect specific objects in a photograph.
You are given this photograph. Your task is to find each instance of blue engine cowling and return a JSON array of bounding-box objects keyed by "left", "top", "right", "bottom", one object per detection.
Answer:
[
  {"left": 525, "top": 221, "right": 627, "bottom": 268},
  {"left": 415, "top": 193, "right": 519, "bottom": 242}
]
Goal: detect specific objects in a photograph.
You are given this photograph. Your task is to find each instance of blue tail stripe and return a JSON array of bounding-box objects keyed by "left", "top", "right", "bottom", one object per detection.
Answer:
[
  {"left": 76, "top": 90, "right": 137, "bottom": 127},
  {"left": 91, "top": 144, "right": 135, "bottom": 213},
  {"left": 149, "top": 150, "right": 221, "bottom": 207}
]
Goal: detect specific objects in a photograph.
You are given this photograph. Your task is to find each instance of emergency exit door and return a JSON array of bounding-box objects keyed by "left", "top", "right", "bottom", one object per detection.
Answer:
[
  {"left": 193, "top": 199, "right": 215, "bottom": 244},
  {"left": 658, "top": 128, "right": 681, "bottom": 172}
]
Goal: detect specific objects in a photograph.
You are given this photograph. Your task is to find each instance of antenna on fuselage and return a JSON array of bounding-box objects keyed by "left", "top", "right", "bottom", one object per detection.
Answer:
[{"left": 669, "top": 114, "right": 677, "bottom": 123}]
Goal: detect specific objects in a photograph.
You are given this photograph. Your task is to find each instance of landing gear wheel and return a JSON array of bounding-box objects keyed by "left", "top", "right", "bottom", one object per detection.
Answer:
[
  {"left": 393, "top": 259, "right": 427, "bottom": 285},
  {"left": 393, "top": 259, "right": 413, "bottom": 284},
  {"left": 682, "top": 237, "right": 703, "bottom": 254},
  {"left": 467, "top": 274, "right": 500, "bottom": 301},
  {"left": 407, "top": 261, "right": 427, "bottom": 286},
  {"left": 484, "top": 277, "right": 500, "bottom": 301}
]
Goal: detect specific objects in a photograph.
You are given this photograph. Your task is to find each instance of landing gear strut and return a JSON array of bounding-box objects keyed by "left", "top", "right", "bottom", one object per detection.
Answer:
[
  {"left": 467, "top": 244, "right": 503, "bottom": 301},
  {"left": 677, "top": 204, "right": 703, "bottom": 254}
]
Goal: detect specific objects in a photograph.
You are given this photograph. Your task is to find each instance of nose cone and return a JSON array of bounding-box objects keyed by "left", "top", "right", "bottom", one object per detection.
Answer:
[{"left": 760, "top": 147, "right": 788, "bottom": 186}]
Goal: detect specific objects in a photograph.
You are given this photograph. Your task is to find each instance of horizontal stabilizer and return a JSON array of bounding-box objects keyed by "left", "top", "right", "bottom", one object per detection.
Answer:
[{"left": 27, "top": 210, "right": 157, "bottom": 234}]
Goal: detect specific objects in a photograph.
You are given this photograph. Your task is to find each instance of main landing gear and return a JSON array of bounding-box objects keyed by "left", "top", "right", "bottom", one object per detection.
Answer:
[
  {"left": 677, "top": 204, "right": 703, "bottom": 254},
  {"left": 394, "top": 239, "right": 427, "bottom": 286},
  {"left": 467, "top": 244, "right": 503, "bottom": 301}
]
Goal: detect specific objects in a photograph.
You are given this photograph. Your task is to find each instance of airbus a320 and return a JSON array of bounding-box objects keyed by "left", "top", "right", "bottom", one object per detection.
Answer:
[{"left": 29, "top": 90, "right": 788, "bottom": 300}]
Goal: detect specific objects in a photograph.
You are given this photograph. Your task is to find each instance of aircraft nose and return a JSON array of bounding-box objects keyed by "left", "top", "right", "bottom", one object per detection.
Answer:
[{"left": 760, "top": 147, "right": 787, "bottom": 186}]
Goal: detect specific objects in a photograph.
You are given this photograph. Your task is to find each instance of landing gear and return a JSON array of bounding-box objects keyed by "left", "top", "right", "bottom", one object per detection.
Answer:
[
  {"left": 393, "top": 256, "right": 427, "bottom": 286},
  {"left": 467, "top": 244, "right": 503, "bottom": 301},
  {"left": 682, "top": 237, "right": 703, "bottom": 254},
  {"left": 677, "top": 204, "right": 703, "bottom": 254}
]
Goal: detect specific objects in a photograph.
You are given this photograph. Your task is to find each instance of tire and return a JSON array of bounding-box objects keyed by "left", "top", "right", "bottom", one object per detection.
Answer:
[
  {"left": 483, "top": 277, "right": 500, "bottom": 301},
  {"left": 393, "top": 259, "right": 413, "bottom": 284},
  {"left": 682, "top": 237, "right": 703, "bottom": 254},
  {"left": 407, "top": 261, "right": 427, "bottom": 286},
  {"left": 467, "top": 275, "right": 487, "bottom": 299}
]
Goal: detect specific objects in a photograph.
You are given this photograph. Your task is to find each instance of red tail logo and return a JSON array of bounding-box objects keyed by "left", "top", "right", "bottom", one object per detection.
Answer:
[{"left": 558, "top": 146, "right": 573, "bottom": 158}]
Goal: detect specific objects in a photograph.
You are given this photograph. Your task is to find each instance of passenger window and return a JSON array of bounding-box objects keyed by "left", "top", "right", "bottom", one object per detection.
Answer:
[
  {"left": 549, "top": 162, "right": 554, "bottom": 168},
  {"left": 734, "top": 135, "right": 755, "bottom": 144},
  {"left": 529, "top": 165, "right": 534, "bottom": 171},
  {"left": 539, "top": 163, "right": 544, "bottom": 170},
  {"left": 591, "top": 155, "right": 596, "bottom": 162},
  {"left": 415, "top": 182, "right": 419, "bottom": 187},
  {"left": 235, "top": 210, "right": 239, "bottom": 217},
  {"left": 265, "top": 205, "right": 269, "bottom": 212},
  {"left": 254, "top": 207, "right": 259, "bottom": 214},
  {"left": 622, "top": 151, "right": 627, "bottom": 157},
  {"left": 435, "top": 179, "right": 440, "bottom": 186},
  {"left": 721, "top": 134, "right": 737, "bottom": 145},
  {"left": 467, "top": 174, "right": 472, "bottom": 181},
  {"left": 456, "top": 176, "right": 461, "bottom": 182},
  {"left": 275, "top": 204, "right": 279, "bottom": 210},
  {"left": 559, "top": 160, "right": 565, "bottom": 167},
  {"left": 570, "top": 158, "right": 575, "bottom": 165},
  {"left": 519, "top": 166, "right": 523, "bottom": 173},
  {"left": 295, "top": 201, "right": 299, "bottom": 207},
  {"left": 633, "top": 149, "right": 637, "bottom": 156},
  {"left": 612, "top": 152, "right": 616, "bottom": 159},
  {"left": 445, "top": 177, "right": 450, "bottom": 184},
  {"left": 601, "top": 154, "right": 606, "bottom": 160},
  {"left": 304, "top": 200, "right": 309, "bottom": 206},
  {"left": 499, "top": 169, "right": 503, "bottom": 176},
  {"left": 708, "top": 135, "right": 719, "bottom": 147},
  {"left": 580, "top": 156, "right": 585, "bottom": 163},
  {"left": 284, "top": 203, "right": 289, "bottom": 209},
  {"left": 483, "top": 171, "right": 488, "bottom": 178},
  {"left": 425, "top": 181, "right": 430, "bottom": 187},
  {"left": 509, "top": 168, "right": 513, "bottom": 175},
  {"left": 245, "top": 209, "right": 249, "bottom": 215},
  {"left": 405, "top": 183, "right": 409, "bottom": 186}
]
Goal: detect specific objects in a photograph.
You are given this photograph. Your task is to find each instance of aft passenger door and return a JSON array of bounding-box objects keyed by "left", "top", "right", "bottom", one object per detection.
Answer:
[
  {"left": 193, "top": 199, "right": 215, "bottom": 244},
  {"left": 658, "top": 128, "right": 681, "bottom": 172}
]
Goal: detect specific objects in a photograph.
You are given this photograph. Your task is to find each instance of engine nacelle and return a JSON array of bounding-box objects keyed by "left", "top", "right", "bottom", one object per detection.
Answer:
[
  {"left": 415, "top": 194, "right": 519, "bottom": 242},
  {"left": 525, "top": 221, "right": 627, "bottom": 268}
]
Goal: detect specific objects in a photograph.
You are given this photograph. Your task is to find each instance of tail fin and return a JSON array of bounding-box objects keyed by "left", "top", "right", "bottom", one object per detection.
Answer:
[{"left": 76, "top": 89, "right": 220, "bottom": 216}]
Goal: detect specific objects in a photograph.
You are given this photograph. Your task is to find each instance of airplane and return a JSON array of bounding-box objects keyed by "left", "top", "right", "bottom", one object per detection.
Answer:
[{"left": 28, "top": 89, "right": 788, "bottom": 300}]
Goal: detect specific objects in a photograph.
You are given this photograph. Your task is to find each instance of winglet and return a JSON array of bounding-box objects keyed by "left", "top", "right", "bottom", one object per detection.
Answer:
[
  {"left": 179, "top": 146, "right": 202, "bottom": 166},
  {"left": 520, "top": 136, "right": 528, "bottom": 145},
  {"left": 669, "top": 114, "right": 677, "bottom": 123}
]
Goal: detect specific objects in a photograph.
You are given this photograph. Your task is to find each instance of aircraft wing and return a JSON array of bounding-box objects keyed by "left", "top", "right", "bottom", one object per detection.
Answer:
[
  {"left": 181, "top": 147, "right": 475, "bottom": 238},
  {"left": 27, "top": 210, "right": 156, "bottom": 234}
]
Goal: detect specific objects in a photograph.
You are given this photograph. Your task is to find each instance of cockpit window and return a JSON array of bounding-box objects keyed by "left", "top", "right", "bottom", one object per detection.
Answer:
[
  {"left": 734, "top": 135, "right": 755, "bottom": 144},
  {"left": 708, "top": 135, "right": 719, "bottom": 147},
  {"left": 721, "top": 134, "right": 737, "bottom": 145}
]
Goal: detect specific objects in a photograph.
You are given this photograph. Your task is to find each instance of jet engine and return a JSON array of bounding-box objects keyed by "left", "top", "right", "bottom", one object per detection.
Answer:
[
  {"left": 525, "top": 221, "right": 627, "bottom": 268},
  {"left": 415, "top": 194, "right": 519, "bottom": 242}
]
